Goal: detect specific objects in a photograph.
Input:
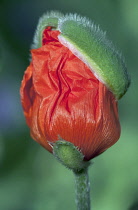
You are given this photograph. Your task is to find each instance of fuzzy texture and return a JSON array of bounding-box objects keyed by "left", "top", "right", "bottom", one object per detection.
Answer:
[
  {"left": 58, "top": 13, "right": 130, "bottom": 99},
  {"left": 53, "top": 140, "right": 90, "bottom": 171},
  {"left": 20, "top": 27, "right": 121, "bottom": 160},
  {"left": 32, "top": 11, "right": 63, "bottom": 49},
  {"left": 32, "top": 11, "right": 130, "bottom": 99},
  {"left": 74, "top": 169, "right": 90, "bottom": 210}
]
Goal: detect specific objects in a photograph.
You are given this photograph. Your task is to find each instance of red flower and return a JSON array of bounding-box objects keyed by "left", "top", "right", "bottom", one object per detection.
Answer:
[{"left": 20, "top": 27, "right": 121, "bottom": 160}]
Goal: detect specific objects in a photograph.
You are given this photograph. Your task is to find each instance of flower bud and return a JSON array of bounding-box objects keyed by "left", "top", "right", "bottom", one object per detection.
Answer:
[{"left": 20, "top": 11, "right": 130, "bottom": 161}]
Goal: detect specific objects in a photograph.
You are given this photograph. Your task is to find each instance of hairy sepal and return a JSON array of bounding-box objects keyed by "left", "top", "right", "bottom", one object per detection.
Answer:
[
  {"left": 58, "top": 14, "right": 130, "bottom": 99},
  {"left": 52, "top": 139, "right": 90, "bottom": 172},
  {"left": 32, "top": 11, "right": 64, "bottom": 49}
]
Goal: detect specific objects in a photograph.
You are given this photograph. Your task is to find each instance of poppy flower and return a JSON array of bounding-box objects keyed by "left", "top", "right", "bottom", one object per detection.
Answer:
[{"left": 20, "top": 12, "right": 130, "bottom": 161}]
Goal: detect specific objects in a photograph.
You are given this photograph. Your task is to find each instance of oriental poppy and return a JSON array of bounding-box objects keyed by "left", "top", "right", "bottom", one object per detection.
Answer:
[{"left": 20, "top": 11, "right": 130, "bottom": 161}]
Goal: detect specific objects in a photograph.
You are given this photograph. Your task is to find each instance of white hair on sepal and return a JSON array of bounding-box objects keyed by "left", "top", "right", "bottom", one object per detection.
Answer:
[
  {"left": 58, "top": 13, "right": 124, "bottom": 62},
  {"left": 32, "top": 10, "right": 63, "bottom": 49},
  {"left": 58, "top": 13, "right": 106, "bottom": 39}
]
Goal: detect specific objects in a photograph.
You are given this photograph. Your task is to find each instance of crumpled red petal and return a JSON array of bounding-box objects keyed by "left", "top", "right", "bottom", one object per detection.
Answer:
[{"left": 20, "top": 27, "right": 121, "bottom": 160}]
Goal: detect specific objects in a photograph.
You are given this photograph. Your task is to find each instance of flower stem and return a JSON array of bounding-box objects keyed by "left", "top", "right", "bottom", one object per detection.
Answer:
[{"left": 74, "top": 168, "right": 91, "bottom": 210}]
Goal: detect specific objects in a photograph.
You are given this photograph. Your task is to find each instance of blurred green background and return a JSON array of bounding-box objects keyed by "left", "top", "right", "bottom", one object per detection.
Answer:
[{"left": 0, "top": 0, "right": 138, "bottom": 209}]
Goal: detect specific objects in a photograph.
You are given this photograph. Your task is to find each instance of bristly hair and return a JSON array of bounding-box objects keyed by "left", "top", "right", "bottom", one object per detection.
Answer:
[
  {"left": 58, "top": 13, "right": 124, "bottom": 62},
  {"left": 30, "top": 11, "right": 130, "bottom": 99},
  {"left": 57, "top": 13, "right": 130, "bottom": 99},
  {"left": 31, "top": 11, "right": 63, "bottom": 49}
]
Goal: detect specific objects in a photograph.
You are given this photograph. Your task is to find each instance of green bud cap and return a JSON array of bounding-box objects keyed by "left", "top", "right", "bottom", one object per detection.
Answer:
[
  {"left": 32, "top": 11, "right": 130, "bottom": 99},
  {"left": 52, "top": 140, "right": 90, "bottom": 172},
  {"left": 58, "top": 14, "right": 130, "bottom": 99}
]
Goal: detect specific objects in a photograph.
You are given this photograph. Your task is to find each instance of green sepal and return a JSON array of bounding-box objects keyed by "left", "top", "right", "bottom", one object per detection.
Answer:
[
  {"left": 52, "top": 139, "right": 90, "bottom": 172},
  {"left": 32, "top": 11, "right": 130, "bottom": 99},
  {"left": 58, "top": 14, "right": 130, "bottom": 99},
  {"left": 32, "top": 11, "right": 63, "bottom": 49}
]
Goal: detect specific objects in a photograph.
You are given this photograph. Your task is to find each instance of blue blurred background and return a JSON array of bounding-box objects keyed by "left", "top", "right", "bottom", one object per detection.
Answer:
[{"left": 0, "top": 0, "right": 138, "bottom": 209}]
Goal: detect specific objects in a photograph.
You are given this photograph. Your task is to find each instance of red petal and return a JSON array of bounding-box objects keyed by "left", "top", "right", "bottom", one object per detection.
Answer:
[{"left": 20, "top": 27, "right": 121, "bottom": 160}]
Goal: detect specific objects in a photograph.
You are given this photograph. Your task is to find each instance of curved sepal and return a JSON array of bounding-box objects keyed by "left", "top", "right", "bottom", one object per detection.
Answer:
[
  {"left": 52, "top": 139, "right": 90, "bottom": 172},
  {"left": 32, "top": 11, "right": 130, "bottom": 99},
  {"left": 58, "top": 14, "right": 130, "bottom": 99},
  {"left": 32, "top": 11, "right": 63, "bottom": 49}
]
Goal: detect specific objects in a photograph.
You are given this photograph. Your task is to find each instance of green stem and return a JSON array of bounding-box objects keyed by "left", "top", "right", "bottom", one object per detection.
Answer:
[{"left": 74, "top": 168, "right": 91, "bottom": 210}]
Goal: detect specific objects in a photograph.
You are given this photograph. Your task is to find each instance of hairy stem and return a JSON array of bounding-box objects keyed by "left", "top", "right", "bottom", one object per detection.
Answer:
[{"left": 74, "top": 168, "right": 91, "bottom": 210}]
